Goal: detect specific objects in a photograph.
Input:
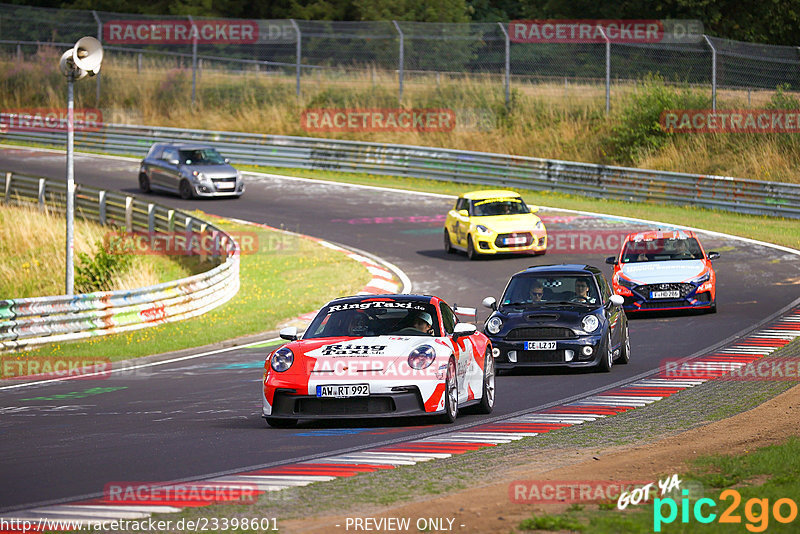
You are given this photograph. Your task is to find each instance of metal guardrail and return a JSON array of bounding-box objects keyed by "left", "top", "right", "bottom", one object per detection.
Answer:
[
  {"left": 0, "top": 172, "right": 240, "bottom": 351},
  {"left": 2, "top": 117, "right": 798, "bottom": 218}
]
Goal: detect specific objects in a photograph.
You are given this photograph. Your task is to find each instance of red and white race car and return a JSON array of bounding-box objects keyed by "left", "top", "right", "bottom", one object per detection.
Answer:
[{"left": 262, "top": 294, "right": 495, "bottom": 427}]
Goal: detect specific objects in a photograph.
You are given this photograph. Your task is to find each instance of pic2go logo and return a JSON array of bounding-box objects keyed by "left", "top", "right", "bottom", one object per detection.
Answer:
[{"left": 654, "top": 489, "right": 798, "bottom": 532}]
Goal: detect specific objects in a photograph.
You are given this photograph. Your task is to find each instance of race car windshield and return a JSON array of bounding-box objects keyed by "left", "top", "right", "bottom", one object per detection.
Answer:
[
  {"left": 471, "top": 198, "right": 529, "bottom": 216},
  {"left": 501, "top": 275, "right": 599, "bottom": 306},
  {"left": 180, "top": 148, "right": 226, "bottom": 165},
  {"left": 621, "top": 237, "right": 704, "bottom": 263},
  {"left": 304, "top": 301, "right": 440, "bottom": 338}
]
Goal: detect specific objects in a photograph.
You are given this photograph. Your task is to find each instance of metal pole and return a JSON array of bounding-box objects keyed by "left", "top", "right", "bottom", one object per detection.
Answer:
[
  {"left": 393, "top": 21, "right": 404, "bottom": 102},
  {"left": 703, "top": 35, "right": 717, "bottom": 112},
  {"left": 497, "top": 22, "right": 510, "bottom": 108},
  {"left": 598, "top": 26, "right": 610, "bottom": 115},
  {"left": 289, "top": 19, "right": 301, "bottom": 97},
  {"left": 189, "top": 15, "right": 197, "bottom": 106},
  {"left": 66, "top": 73, "right": 75, "bottom": 295},
  {"left": 92, "top": 10, "right": 102, "bottom": 106}
]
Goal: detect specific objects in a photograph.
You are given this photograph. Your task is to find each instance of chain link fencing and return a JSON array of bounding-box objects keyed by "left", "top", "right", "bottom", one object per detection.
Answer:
[{"left": 1, "top": 3, "right": 800, "bottom": 111}]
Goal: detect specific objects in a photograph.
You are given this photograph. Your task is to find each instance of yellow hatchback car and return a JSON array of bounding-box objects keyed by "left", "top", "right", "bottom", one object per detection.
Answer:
[{"left": 444, "top": 190, "right": 547, "bottom": 260}]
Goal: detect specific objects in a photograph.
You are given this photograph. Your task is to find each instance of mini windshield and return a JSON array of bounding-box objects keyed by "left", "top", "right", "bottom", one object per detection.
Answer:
[
  {"left": 180, "top": 148, "right": 227, "bottom": 165},
  {"left": 471, "top": 197, "right": 529, "bottom": 216},
  {"left": 501, "top": 275, "right": 599, "bottom": 306},
  {"left": 621, "top": 237, "right": 704, "bottom": 263},
  {"left": 304, "top": 301, "right": 440, "bottom": 338}
]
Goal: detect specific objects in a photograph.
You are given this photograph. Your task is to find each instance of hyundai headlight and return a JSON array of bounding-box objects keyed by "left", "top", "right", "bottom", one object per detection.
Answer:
[
  {"left": 581, "top": 315, "right": 600, "bottom": 333},
  {"left": 486, "top": 316, "right": 503, "bottom": 335},
  {"left": 617, "top": 276, "right": 636, "bottom": 289},
  {"left": 691, "top": 272, "right": 711, "bottom": 285},
  {"left": 476, "top": 224, "right": 492, "bottom": 235},
  {"left": 408, "top": 345, "right": 436, "bottom": 370},
  {"left": 270, "top": 347, "right": 294, "bottom": 372}
]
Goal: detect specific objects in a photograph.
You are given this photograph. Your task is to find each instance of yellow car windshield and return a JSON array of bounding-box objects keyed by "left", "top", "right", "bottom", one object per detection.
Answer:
[{"left": 472, "top": 198, "right": 529, "bottom": 216}]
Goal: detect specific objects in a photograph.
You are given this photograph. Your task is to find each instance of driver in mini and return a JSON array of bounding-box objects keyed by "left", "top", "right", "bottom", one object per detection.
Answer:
[{"left": 572, "top": 279, "right": 597, "bottom": 304}]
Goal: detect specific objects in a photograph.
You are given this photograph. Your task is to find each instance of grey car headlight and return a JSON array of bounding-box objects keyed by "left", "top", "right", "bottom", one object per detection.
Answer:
[
  {"left": 581, "top": 315, "right": 600, "bottom": 333},
  {"left": 486, "top": 316, "right": 503, "bottom": 335},
  {"left": 270, "top": 347, "right": 294, "bottom": 372}
]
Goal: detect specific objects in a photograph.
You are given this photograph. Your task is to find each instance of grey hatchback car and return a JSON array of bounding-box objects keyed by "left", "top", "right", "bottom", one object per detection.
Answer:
[{"left": 139, "top": 143, "right": 244, "bottom": 199}]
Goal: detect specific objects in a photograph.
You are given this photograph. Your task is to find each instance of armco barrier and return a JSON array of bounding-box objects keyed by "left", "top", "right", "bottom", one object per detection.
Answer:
[
  {"left": 0, "top": 172, "right": 239, "bottom": 351},
  {"left": 1, "top": 117, "right": 798, "bottom": 218}
]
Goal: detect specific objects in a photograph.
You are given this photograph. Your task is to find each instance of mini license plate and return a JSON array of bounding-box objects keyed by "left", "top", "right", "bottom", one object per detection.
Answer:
[
  {"left": 524, "top": 341, "right": 557, "bottom": 350},
  {"left": 651, "top": 290, "right": 680, "bottom": 299},
  {"left": 503, "top": 236, "right": 527, "bottom": 245},
  {"left": 316, "top": 384, "right": 370, "bottom": 398}
]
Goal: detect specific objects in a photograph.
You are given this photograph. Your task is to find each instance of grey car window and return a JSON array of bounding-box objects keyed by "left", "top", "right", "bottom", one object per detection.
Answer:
[{"left": 161, "top": 148, "right": 179, "bottom": 164}]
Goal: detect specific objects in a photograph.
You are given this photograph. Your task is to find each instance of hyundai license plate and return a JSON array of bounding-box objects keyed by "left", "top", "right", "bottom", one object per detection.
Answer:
[
  {"left": 524, "top": 341, "right": 556, "bottom": 350},
  {"left": 316, "top": 384, "right": 369, "bottom": 398},
  {"left": 651, "top": 290, "right": 680, "bottom": 299}
]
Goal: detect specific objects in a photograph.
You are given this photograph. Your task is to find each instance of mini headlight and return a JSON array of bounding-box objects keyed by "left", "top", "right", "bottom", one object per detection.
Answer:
[
  {"left": 476, "top": 224, "right": 491, "bottom": 235},
  {"left": 408, "top": 345, "right": 436, "bottom": 370},
  {"left": 581, "top": 315, "right": 600, "bottom": 333},
  {"left": 486, "top": 316, "right": 503, "bottom": 335},
  {"left": 270, "top": 347, "right": 294, "bottom": 372}
]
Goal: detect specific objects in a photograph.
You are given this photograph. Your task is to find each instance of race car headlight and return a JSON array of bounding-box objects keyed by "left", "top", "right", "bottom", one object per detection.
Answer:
[
  {"left": 191, "top": 170, "right": 209, "bottom": 183},
  {"left": 408, "top": 345, "right": 436, "bottom": 370},
  {"left": 270, "top": 347, "right": 294, "bottom": 372},
  {"left": 534, "top": 220, "right": 544, "bottom": 230},
  {"left": 581, "top": 315, "right": 600, "bottom": 333},
  {"left": 691, "top": 272, "right": 711, "bottom": 285},
  {"left": 476, "top": 224, "right": 492, "bottom": 235},
  {"left": 486, "top": 316, "right": 503, "bottom": 335},
  {"left": 617, "top": 276, "right": 636, "bottom": 289}
]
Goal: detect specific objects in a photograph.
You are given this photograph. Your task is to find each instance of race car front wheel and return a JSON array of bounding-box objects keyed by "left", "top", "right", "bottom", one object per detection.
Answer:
[
  {"left": 596, "top": 332, "right": 614, "bottom": 373},
  {"left": 475, "top": 348, "right": 495, "bottom": 414},
  {"left": 467, "top": 236, "right": 477, "bottom": 261},
  {"left": 444, "top": 230, "right": 455, "bottom": 254},
  {"left": 616, "top": 325, "right": 630, "bottom": 365},
  {"left": 437, "top": 358, "right": 459, "bottom": 423}
]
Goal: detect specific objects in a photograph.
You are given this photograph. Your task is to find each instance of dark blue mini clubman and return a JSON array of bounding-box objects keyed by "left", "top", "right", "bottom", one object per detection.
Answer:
[{"left": 482, "top": 264, "right": 630, "bottom": 372}]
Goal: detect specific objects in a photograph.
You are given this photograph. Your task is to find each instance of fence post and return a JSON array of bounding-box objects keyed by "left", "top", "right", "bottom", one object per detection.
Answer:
[
  {"left": 137, "top": 52, "right": 142, "bottom": 74},
  {"left": 98, "top": 190, "right": 106, "bottom": 225},
  {"left": 392, "top": 20, "right": 404, "bottom": 102},
  {"left": 290, "top": 19, "right": 301, "bottom": 97},
  {"left": 4, "top": 172, "right": 11, "bottom": 204},
  {"left": 598, "top": 26, "right": 610, "bottom": 115},
  {"left": 16, "top": 43, "right": 22, "bottom": 61},
  {"left": 497, "top": 22, "right": 510, "bottom": 108},
  {"left": 703, "top": 35, "right": 717, "bottom": 112},
  {"left": 125, "top": 196, "right": 133, "bottom": 231},
  {"left": 188, "top": 15, "right": 197, "bottom": 106},
  {"left": 147, "top": 203, "right": 155, "bottom": 233},
  {"left": 167, "top": 209, "right": 175, "bottom": 232},
  {"left": 38, "top": 178, "right": 45, "bottom": 210},
  {"left": 92, "top": 10, "right": 102, "bottom": 106}
]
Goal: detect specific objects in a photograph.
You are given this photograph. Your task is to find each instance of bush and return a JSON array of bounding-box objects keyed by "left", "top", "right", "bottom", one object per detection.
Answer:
[
  {"left": 602, "top": 75, "right": 710, "bottom": 164},
  {"left": 75, "top": 236, "right": 132, "bottom": 293}
]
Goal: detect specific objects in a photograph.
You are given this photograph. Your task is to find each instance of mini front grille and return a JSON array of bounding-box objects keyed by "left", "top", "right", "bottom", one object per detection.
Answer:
[
  {"left": 506, "top": 327, "right": 576, "bottom": 340},
  {"left": 518, "top": 350, "right": 562, "bottom": 363}
]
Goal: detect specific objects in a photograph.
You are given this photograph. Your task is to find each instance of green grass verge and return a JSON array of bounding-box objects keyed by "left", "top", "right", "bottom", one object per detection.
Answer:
[
  {"left": 242, "top": 164, "right": 800, "bottom": 250},
  {"left": 6, "top": 216, "right": 370, "bottom": 369},
  {"left": 517, "top": 436, "right": 800, "bottom": 533}
]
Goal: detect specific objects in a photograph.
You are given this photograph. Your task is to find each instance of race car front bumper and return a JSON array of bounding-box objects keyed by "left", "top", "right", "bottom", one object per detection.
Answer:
[
  {"left": 488, "top": 334, "right": 605, "bottom": 369},
  {"left": 264, "top": 387, "right": 434, "bottom": 420}
]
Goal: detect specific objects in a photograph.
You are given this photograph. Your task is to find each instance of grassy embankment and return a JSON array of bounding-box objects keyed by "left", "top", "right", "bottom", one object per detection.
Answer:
[
  {"left": 1, "top": 208, "right": 370, "bottom": 370},
  {"left": 3, "top": 46, "right": 800, "bottom": 183}
]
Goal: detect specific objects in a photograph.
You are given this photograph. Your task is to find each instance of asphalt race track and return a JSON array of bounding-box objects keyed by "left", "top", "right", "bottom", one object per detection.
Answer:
[{"left": 1, "top": 147, "right": 799, "bottom": 511}]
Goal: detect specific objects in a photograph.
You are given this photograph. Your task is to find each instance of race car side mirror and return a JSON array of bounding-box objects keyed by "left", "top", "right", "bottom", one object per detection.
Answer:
[
  {"left": 482, "top": 296, "right": 497, "bottom": 311},
  {"left": 279, "top": 326, "right": 298, "bottom": 341},
  {"left": 453, "top": 322, "right": 477, "bottom": 340},
  {"left": 605, "top": 256, "right": 617, "bottom": 265},
  {"left": 609, "top": 295, "right": 624, "bottom": 307},
  {"left": 707, "top": 251, "right": 720, "bottom": 260},
  {"left": 458, "top": 209, "right": 469, "bottom": 217},
  {"left": 530, "top": 206, "right": 539, "bottom": 213}
]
